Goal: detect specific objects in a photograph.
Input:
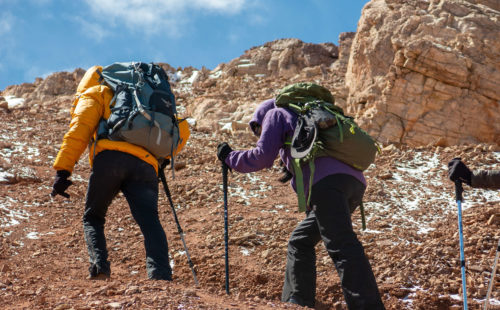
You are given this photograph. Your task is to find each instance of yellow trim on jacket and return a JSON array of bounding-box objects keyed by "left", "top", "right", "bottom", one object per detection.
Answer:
[{"left": 53, "top": 84, "right": 189, "bottom": 174}]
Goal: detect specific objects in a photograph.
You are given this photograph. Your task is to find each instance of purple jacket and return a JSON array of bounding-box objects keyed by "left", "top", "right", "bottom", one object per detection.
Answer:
[{"left": 225, "top": 99, "right": 366, "bottom": 199}]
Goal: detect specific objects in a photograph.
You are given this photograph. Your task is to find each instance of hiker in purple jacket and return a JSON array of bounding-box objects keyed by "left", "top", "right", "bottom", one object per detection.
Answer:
[{"left": 217, "top": 99, "right": 384, "bottom": 309}]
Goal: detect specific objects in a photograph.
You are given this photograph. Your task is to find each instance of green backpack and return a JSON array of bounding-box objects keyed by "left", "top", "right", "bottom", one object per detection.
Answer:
[{"left": 275, "top": 82, "right": 380, "bottom": 217}]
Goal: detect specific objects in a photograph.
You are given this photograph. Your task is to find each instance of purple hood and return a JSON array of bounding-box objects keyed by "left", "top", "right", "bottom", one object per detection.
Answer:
[{"left": 249, "top": 99, "right": 276, "bottom": 135}]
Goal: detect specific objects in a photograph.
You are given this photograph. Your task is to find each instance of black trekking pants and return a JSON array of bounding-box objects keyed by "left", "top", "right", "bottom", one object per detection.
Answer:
[
  {"left": 83, "top": 150, "right": 172, "bottom": 280},
  {"left": 281, "top": 174, "right": 384, "bottom": 309}
]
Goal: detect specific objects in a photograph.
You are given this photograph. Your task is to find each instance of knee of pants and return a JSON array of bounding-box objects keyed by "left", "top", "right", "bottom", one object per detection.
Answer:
[
  {"left": 288, "top": 237, "right": 317, "bottom": 256},
  {"left": 325, "top": 233, "right": 365, "bottom": 256},
  {"left": 83, "top": 213, "right": 106, "bottom": 227}
]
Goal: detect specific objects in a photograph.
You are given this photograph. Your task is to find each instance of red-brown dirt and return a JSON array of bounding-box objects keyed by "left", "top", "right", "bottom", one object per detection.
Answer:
[{"left": 0, "top": 103, "right": 499, "bottom": 309}]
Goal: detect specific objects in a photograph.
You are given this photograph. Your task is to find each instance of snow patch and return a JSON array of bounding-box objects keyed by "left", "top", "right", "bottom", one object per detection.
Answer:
[
  {"left": 26, "top": 232, "right": 39, "bottom": 239},
  {"left": 0, "top": 197, "right": 29, "bottom": 227},
  {"left": 209, "top": 70, "right": 222, "bottom": 79},
  {"left": 0, "top": 170, "right": 14, "bottom": 182},
  {"left": 4, "top": 95, "right": 25, "bottom": 108}
]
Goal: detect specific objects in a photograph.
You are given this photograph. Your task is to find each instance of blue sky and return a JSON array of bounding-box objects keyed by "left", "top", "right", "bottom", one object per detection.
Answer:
[{"left": 0, "top": 0, "right": 369, "bottom": 90}]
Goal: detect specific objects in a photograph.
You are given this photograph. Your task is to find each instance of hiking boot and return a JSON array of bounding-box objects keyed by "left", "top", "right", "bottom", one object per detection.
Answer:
[
  {"left": 148, "top": 271, "right": 173, "bottom": 281},
  {"left": 87, "top": 272, "right": 110, "bottom": 280},
  {"left": 287, "top": 295, "right": 314, "bottom": 308},
  {"left": 88, "top": 264, "right": 110, "bottom": 280}
]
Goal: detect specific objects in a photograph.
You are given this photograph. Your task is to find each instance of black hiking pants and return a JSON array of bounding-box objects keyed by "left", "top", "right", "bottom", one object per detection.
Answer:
[
  {"left": 281, "top": 174, "right": 384, "bottom": 309},
  {"left": 83, "top": 150, "right": 172, "bottom": 280}
]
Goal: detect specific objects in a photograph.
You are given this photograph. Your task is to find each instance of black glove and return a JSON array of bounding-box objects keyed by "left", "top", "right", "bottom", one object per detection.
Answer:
[
  {"left": 157, "top": 158, "right": 171, "bottom": 180},
  {"left": 278, "top": 160, "right": 293, "bottom": 183},
  {"left": 51, "top": 170, "right": 73, "bottom": 198},
  {"left": 160, "top": 158, "right": 170, "bottom": 171},
  {"left": 448, "top": 158, "right": 472, "bottom": 185},
  {"left": 217, "top": 142, "right": 233, "bottom": 162}
]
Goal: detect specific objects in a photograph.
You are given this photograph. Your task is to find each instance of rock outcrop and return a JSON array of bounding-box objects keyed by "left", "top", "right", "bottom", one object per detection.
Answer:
[
  {"left": 212, "top": 38, "right": 338, "bottom": 79},
  {"left": 1, "top": 69, "right": 85, "bottom": 112},
  {"left": 345, "top": 0, "right": 500, "bottom": 146},
  {"left": 180, "top": 38, "right": 343, "bottom": 132}
]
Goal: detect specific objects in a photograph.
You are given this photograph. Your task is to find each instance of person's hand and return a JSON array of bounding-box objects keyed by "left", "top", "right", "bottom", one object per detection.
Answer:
[
  {"left": 217, "top": 142, "right": 233, "bottom": 162},
  {"left": 157, "top": 158, "right": 171, "bottom": 180},
  {"left": 448, "top": 158, "right": 472, "bottom": 185},
  {"left": 278, "top": 160, "right": 293, "bottom": 183},
  {"left": 160, "top": 158, "right": 170, "bottom": 171},
  {"left": 51, "top": 170, "right": 73, "bottom": 198}
]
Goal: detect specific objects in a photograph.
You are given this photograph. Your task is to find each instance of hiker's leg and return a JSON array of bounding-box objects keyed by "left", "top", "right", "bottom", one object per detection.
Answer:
[
  {"left": 281, "top": 212, "right": 321, "bottom": 307},
  {"left": 122, "top": 157, "right": 172, "bottom": 281},
  {"left": 83, "top": 151, "right": 123, "bottom": 277},
  {"left": 311, "top": 174, "right": 384, "bottom": 310}
]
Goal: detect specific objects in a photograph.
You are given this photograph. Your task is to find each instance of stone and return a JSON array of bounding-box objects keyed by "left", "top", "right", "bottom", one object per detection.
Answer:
[
  {"left": 487, "top": 214, "right": 499, "bottom": 226},
  {"left": 1, "top": 264, "right": 10, "bottom": 272}
]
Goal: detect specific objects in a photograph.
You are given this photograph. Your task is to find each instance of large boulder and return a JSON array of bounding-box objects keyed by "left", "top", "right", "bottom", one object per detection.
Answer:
[{"left": 346, "top": 0, "right": 500, "bottom": 146}]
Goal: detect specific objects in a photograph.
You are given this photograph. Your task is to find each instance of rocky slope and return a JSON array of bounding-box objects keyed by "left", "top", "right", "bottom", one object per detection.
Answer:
[
  {"left": 0, "top": 99, "right": 499, "bottom": 309},
  {"left": 0, "top": 0, "right": 499, "bottom": 309}
]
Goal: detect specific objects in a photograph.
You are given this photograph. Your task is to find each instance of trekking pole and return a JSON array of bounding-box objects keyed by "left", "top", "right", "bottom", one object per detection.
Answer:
[
  {"left": 484, "top": 238, "right": 499, "bottom": 310},
  {"left": 158, "top": 169, "right": 199, "bottom": 285},
  {"left": 222, "top": 163, "right": 230, "bottom": 295},
  {"left": 455, "top": 180, "right": 468, "bottom": 310}
]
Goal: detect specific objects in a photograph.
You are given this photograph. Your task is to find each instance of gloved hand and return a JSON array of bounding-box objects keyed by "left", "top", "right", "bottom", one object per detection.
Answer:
[
  {"left": 448, "top": 158, "right": 472, "bottom": 185},
  {"left": 278, "top": 160, "right": 293, "bottom": 183},
  {"left": 217, "top": 142, "right": 233, "bottom": 162},
  {"left": 51, "top": 170, "right": 73, "bottom": 198},
  {"left": 157, "top": 158, "right": 171, "bottom": 180},
  {"left": 160, "top": 158, "right": 171, "bottom": 171}
]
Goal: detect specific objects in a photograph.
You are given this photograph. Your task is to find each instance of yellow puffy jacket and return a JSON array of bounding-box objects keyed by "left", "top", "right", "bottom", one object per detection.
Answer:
[{"left": 53, "top": 84, "right": 190, "bottom": 174}]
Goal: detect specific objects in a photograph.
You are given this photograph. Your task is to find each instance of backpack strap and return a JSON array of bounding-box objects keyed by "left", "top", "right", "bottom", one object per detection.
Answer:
[
  {"left": 291, "top": 158, "right": 306, "bottom": 212},
  {"left": 289, "top": 148, "right": 318, "bottom": 213},
  {"left": 359, "top": 201, "right": 367, "bottom": 230}
]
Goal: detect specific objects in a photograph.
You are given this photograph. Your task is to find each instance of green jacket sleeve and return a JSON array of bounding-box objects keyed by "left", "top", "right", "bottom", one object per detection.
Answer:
[{"left": 471, "top": 170, "right": 500, "bottom": 190}]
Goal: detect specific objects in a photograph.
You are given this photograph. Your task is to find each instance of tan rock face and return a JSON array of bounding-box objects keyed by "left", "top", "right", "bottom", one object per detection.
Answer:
[
  {"left": 2, "top": 69, "right": 85, "bottom": 110},
  {"left": 345, "top": 0, "right": 500, "bottom": 146},
  {"left": 214, "top": 38, "right": 338, "bottom": 78}
]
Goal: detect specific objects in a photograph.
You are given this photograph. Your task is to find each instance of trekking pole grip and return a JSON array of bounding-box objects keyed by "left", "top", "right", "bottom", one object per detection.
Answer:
[{"left": 455, "top": 180, "right": 463, "bottom": 202}]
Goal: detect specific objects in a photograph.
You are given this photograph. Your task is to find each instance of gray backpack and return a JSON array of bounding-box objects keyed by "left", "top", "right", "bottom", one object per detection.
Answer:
[{"left": 96, "top": 62, "right": 179, "bottom": 159}]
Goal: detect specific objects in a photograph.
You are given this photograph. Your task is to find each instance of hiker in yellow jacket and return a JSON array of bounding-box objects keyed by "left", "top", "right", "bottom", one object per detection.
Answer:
[{"left": 51, "top": 65, "right": 189, "bottom": 280}]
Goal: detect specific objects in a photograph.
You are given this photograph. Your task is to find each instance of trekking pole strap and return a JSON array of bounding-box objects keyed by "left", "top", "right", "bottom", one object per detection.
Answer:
[{"left": 291, "top": 159, "right": 306, "bottom": 212}]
